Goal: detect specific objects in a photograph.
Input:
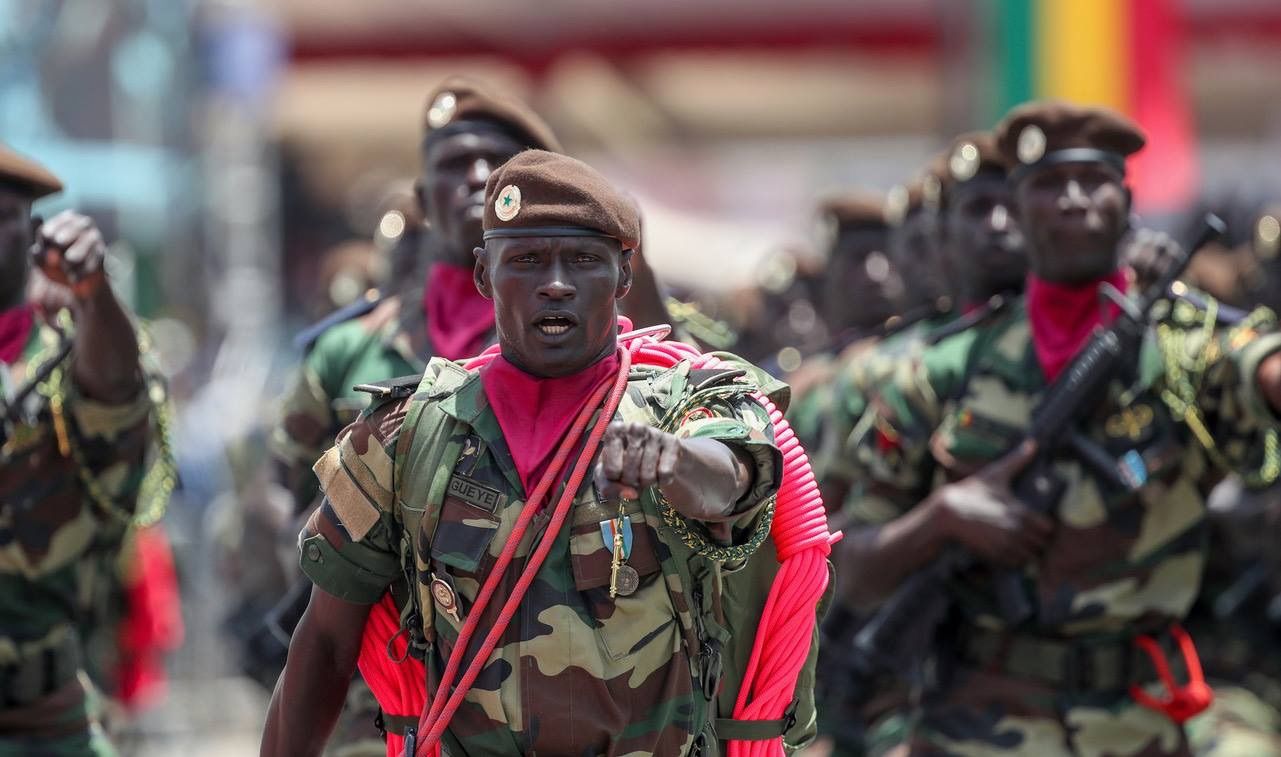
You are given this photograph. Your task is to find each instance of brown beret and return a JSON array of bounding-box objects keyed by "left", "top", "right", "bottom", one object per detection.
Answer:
[
  {"left": 0, "top": 143, "right": 62, "bottom": 200},
  {"left": 938, "top": 131, "right": 1011, "bottom": 199},
  {"left": 884, "top": 173, "right": 941, "bottom": 227},
  {"left": 482, "top": 150, "right": 640, "bottom": 252},
  {"left": 817, "top": 191, "right": 887, "bottom": 233},
  {"left": 995, "top": 100, "right": 1145, "bottom": 181},
  {"left": 423, "top": 76, "right": 562, "bottom": 153}
]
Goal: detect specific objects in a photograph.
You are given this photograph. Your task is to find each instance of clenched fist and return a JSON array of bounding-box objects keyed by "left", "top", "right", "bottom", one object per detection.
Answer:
[
  {"left": 30, "top": 210, "right": 108, "bottom": 300},
  {"left": 594, "top": 421, "right": 683, "bottom": 501}
]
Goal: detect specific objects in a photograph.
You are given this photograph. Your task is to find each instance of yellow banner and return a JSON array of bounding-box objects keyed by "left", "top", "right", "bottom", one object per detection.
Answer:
[{"left": 1035, "top": 0, "right": 1130, "bottom": 110}]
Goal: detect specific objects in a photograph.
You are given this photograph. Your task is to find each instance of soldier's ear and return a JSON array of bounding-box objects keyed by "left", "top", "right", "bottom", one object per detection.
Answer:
[
  {"left": 616, "top": 248, "right": 634, "bottom": 299},
  {"left": 474, "top": 246, "right": 493, "bottom": 299}
]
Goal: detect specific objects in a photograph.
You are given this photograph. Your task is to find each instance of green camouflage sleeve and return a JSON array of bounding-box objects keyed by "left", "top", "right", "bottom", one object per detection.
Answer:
[
  {"left": 674, "top": 389, "right": 782, "bottom": 533},
  {"left": 298, "top": 398, "right": 405, "bottom": 603},
  {"left": 842, "top": 328, "right": 979, "bottom": 526},
  {"left": 1161, "top": 298, "right": 1281, "bottom": 482},
  {"left": 61, "top": 367, "right": 155, "bottom": 514},
  {"left": 270, "top": 354, "right": 335, "bottom": 509}
]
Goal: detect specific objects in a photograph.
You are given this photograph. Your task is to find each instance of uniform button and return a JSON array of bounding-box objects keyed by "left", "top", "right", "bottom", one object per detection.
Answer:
[{"left": 306, "top": 542, "right": 322, "bottom": 562}]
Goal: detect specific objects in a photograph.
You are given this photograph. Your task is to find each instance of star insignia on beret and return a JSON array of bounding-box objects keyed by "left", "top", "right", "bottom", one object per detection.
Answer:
[
  {"left": 884, "top": 185, "right": 909, "bottom": 227},
  {"left": 495, "top": 184, "right": 522, "bottom": 221},
  {"left": 1017, "top": 124, "right": 1047, "bottom": 165},
  {"left": 428, "top": 91, "right": 458, "bottom": 129},
  {"left": 950, "top": 141, "right": 980, "bottom": 182},
  {"left": 1256, "top": 214, "right": 1280, "bottom": 259}
]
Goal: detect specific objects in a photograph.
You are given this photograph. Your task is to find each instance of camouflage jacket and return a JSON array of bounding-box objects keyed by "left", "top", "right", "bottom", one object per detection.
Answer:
[
  {"left": 812, "top": 313, "right": 960, "bottom": 503},
  {"left": 0, "top": 318, "right": 156, "bottom": 726},
  {"left": 843, "top": 292, "right": 1281, "bottom": 755},
  {"left": 300, "top": 355, "right": 784, "bottom": 756},
  {"left": 272, "top": 290, "right": 480, "bottom": 509}
]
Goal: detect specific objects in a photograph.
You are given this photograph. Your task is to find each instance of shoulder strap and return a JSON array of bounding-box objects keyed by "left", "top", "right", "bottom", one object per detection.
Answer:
[
  {"left": 293, "top": 290, "right": 384, "bottom": 353},
  {"left": 386, "top": 361, "right": 473, "bottom": 649}
]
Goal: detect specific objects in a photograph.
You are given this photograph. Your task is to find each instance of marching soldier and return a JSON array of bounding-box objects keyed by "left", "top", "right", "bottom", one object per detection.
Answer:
[
  {"left": 0, "top": 145, "right": 163, "bottom": 755},
  {"left": 837, "top": 101, "right": 1281, "bottom": 756}
]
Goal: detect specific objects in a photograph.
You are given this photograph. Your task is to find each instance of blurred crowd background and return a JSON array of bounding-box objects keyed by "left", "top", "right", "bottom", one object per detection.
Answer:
[{"left": 9, "top": 0, "right": 1281, "bottom": 753}]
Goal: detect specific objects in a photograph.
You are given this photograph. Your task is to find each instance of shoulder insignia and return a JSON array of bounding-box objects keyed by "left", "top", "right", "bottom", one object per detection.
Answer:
[
  {"left": 925, "top": 295, "right": 1010, "bottom": 346},
  {"left": 353, "top": 374, "right": 421, "bottom": 400},
  {"left": 293, "top": 290, "right": 384, "bottom": 353}
]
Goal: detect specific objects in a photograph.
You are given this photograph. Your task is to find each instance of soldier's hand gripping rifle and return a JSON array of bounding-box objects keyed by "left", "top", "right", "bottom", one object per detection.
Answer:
[{"left": 829, "top": 214, "right": 1225, "bottom": 705}]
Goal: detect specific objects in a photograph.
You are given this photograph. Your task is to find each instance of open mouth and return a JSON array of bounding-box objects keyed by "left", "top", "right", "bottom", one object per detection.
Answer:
[{"left": 534, "top": 313, "right": 578, "bottom": 336}]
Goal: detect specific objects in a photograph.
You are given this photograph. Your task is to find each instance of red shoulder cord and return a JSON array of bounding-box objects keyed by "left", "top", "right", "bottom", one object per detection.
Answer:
[
  {"left": 354, "top": 321, "right": 837, "bottom": 757},
  {"left": 1129, "top": 624, "right": 1213, "bottom": 724}
]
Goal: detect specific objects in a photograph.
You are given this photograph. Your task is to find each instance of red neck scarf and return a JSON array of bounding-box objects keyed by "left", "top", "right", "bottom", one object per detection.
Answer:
[
  {"left": 480, "top": 351, "right": 620, "bottom": 495},
  {"left": 0, "top": 303, "right": 33, "bottom": 365},
  {"left": 1026, "top": 269, "right": 1128, "bottom": 383},
  {"left": 424, "top": 263, "right": 496, "bottom": 361}
]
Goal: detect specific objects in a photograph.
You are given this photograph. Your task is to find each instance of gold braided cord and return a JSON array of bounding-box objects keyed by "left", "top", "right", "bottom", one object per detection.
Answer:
[
  {"left": 650, "top": 375, "right": 776, "bottom": 561},
  {"left": 34, "top": 324, "right": 177, "bottom": 528},
  {"left": 657, "top": 490, "right": 776, "bottom": 563},
  {"left": 1157, "top": 301, "right": 1281, "bottom": 488}
]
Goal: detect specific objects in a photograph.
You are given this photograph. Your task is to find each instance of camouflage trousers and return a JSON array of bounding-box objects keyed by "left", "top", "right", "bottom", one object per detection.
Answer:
[
  {"left": 906, "top": 665, "right": 1191, "bottom": 756},
  {"left": 0, "top": 673, "right": 115, "bottom": 757}
]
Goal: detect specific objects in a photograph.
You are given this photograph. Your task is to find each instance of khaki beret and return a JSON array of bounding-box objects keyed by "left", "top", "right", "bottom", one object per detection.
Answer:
[
  {"left": 423, "top": 76, "right": 562, "bottom": 153},
  {"left": 995, "top": 100, "right": 1145, "bottom": 182},
  {"left": 938, "top": 131, "right": 1011, "bottom": 199},
  {"left": 0, "top": 143, "right": 62, "bottom": 200},
  {"left": 482, "top": 150, "right": 640, "bottom": 252}
]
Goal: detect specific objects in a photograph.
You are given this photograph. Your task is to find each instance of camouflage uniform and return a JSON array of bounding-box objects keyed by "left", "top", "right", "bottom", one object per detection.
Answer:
[
  {"left": 271, "top": 290, "right": 434, "bottom": 509},
  {"left": 300, "top": 355, "right": 784, "bottom": 755},
  {"left": 845, "top": 292, "right": 1281, "bottom": 756},
  {"left": 0, "top": 319, "right": 157, "bottom": 756}
]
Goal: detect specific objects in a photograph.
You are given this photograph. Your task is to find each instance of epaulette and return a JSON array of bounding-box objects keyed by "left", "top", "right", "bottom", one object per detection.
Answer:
[
  {"left": 353, "top": 374, "right": 421, "bottom": 400},
  {"left": 293, "top": 289, "right": 384, "bottom": 353},
  {"left": 1171, "top": 285, "right": 1248, "bottom": 326},
  {"left": 686, "top": 367, "right": 748, "bottom": 391},
  {"left": 925, "top": 294, "right": 1012, "bottom": 345}
]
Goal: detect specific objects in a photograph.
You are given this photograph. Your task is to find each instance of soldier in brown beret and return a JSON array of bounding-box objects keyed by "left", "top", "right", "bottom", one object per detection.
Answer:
[
  {"left": 937, "top": 131, "right": 1027, "bottom": 311},
  {"left": 885, "top": 170, "right": 953, "bottom": 327},
  {"left": 265, "top": 150, "right": 791, "bottom": 757},
  {"left": 0, "top": 144, "right": 161, "bottom": 755},
  {"left": 264, "top": 78, "right": 561, "bottom": 753},
  {"left": 836, "top": 99, "right": 1281, "bottom": 756}
]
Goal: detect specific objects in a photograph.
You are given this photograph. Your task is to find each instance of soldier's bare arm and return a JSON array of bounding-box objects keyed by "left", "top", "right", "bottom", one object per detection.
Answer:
[
  {"left": 32, "top": 210, "right": 142, "bottom": 403},
  {"left": 261, "top": 586, "right": 371, "bottom": 757},
  {"left": 595, "top": 420, "right": 752, "bottom": 521},
  {"left": 840, "top": 440, "right": 1052, "bottom": 607}
]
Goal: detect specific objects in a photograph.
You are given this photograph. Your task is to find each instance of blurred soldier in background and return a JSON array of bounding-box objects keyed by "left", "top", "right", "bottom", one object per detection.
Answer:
[
  {"left": 785, "top": 192, "right": 899, "bottom": 452},
  {"left": 832, "top": 100, "right": 1281, "bottom": 757},
  {"left": 262, "top": 78, "right": 562, "bottom": 754},
  {"left": 0, "top": 144, "right": 166, "bottom": 756}
]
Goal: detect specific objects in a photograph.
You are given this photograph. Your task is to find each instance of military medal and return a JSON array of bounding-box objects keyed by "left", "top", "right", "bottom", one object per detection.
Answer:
[
  {"left": 602, "top": 510, "right": 636, "bottom": 598},
  {"left": 430, "top": 575, "right": 462, "bottom": 625}
]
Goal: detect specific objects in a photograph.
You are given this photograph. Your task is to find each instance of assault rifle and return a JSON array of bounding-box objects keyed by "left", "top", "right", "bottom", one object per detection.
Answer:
[{"left": 829, "top": 214, "right": 1226, "bottom": 705}]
